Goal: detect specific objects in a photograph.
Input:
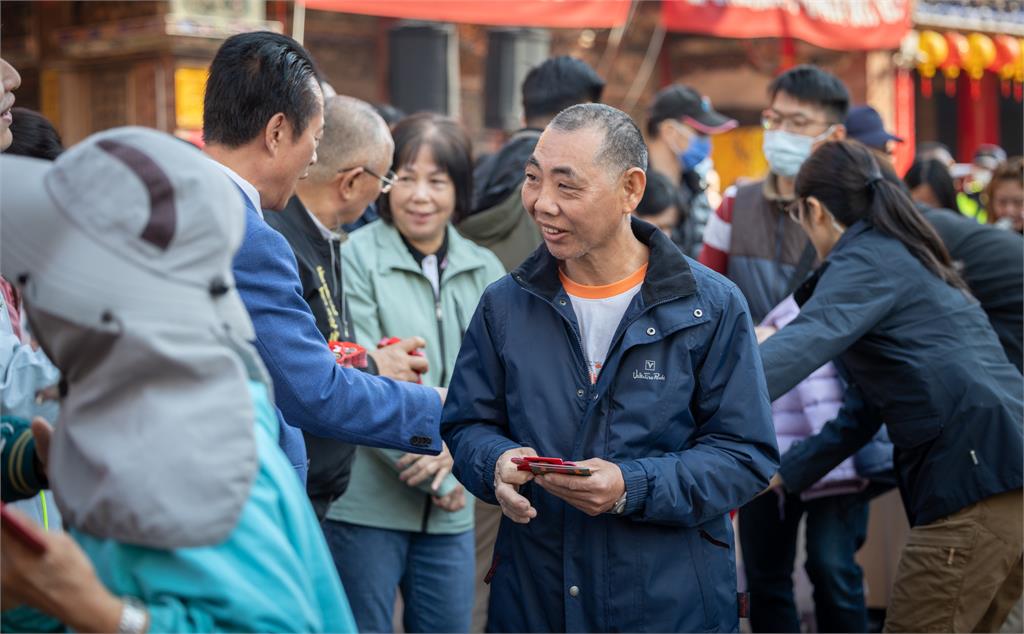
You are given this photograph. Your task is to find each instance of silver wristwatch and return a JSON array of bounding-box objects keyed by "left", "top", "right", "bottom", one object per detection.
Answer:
[
  {"left": 609, "top": 491, "right": 628, "bottom": 515},
  {"left": 117, "top": 596, "right": 147, "bottom": 634}
]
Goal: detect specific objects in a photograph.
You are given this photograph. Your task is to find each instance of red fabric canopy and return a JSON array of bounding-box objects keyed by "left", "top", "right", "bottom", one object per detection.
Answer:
[
  {"left": 301, "top": 0, "right": 632, "bottom": 29},
  {"left": 661, "top": 0, "right": 911, "bottom": 51}
]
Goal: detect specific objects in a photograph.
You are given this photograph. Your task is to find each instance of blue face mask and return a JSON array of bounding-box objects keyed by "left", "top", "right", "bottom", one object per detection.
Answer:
[
  {"left": 762, "top": 127, "right": 834, "bottom": 178},
  {"left": 680, "top": 135, "right": 711, "bottom": 172}
]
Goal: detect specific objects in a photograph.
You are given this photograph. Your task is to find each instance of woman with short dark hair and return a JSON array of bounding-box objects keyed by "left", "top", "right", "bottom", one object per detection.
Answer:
[{"left": 760, "top": 140, "right": 1023, "bottom": 633}]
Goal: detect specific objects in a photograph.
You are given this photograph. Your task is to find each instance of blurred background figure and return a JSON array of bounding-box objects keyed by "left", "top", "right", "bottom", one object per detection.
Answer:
[
  {"left": 904, "top": 158, "right": 960, "bottom": 212},
  {"left": 958, "top": 144, "right": 1008, "bottom": 223},
  {"left": 844, "top": 105, "right": 903, "bottom": 167},
  {"left": 646, "top": 84, "right": 737, "bottom": 257},
  {"left": 7, "top": 108, "right": 63, "bottom": 161},
  {"left": 460, "top": 55, "right": 604, "bottom": 272},
  {"left": 632, "top": 169, "right": 680, "bottom": 237},
  {"left": 985, "top": 157, "right": 1024, "bottom": 233}
]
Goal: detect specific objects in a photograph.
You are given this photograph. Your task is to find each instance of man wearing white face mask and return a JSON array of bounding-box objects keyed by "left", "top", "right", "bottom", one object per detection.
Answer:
[{"left": 699, "top": 64, "right": 847, "bottom": 322}]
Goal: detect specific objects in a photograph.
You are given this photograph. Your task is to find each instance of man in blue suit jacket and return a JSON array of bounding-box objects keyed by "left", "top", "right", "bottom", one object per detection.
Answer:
[{"left": 202, "top": 32, "right": 443, "bottom": 482}]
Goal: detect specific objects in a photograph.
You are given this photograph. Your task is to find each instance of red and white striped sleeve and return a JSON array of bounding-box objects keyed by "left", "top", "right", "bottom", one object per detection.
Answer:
[{"left": 698, "top": 188, "right": 735, "bottom": 274}]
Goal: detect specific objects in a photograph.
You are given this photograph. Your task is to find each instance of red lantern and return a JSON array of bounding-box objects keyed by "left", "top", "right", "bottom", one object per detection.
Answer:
[
  {"left": 941, "top": 32, "right": 969, "bottom": 96},
  {"left": 991, "top": 35, "right": 1021, "bottom": 97}
]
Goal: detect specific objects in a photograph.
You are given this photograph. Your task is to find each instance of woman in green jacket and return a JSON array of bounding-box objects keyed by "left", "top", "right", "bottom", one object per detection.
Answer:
[{"left": 325, "top": 113, "right": 505, "bottom": 634}]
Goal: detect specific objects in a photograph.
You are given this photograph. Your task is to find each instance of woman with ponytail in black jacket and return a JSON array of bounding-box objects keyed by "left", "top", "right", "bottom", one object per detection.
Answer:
[{"left": 759, "top": 140, "right": 1023, "bottom": 633}]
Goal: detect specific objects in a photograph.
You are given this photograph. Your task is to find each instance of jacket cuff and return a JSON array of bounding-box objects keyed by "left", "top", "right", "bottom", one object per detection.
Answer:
[
  {"left": 617, "top": 460, "right": 649, "bottom": 516},
  {"left": 777, "top": 443, "right": 814, "bottom": 495},
  {"left": 482, "top": 440, "right": 522, "bottom": 499}
]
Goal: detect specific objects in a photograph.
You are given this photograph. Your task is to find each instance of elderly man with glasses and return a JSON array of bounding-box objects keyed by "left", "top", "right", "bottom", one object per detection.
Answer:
[{"left": 265, "top": 94, "right": 428, "bottom": 521}]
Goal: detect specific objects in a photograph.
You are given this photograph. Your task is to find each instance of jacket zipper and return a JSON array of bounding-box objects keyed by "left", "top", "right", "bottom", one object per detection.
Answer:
[
  {"left": 330, "top": 237, "right": 352, "bottom": 340},
  {"left": 435, "top": 293, "right": 448, "bottom": 387}
]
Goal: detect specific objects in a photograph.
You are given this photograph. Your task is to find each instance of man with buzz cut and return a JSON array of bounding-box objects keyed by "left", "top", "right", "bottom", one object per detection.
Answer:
[{"left": 441, "top": 102, "right": 778, "bottom": 632}]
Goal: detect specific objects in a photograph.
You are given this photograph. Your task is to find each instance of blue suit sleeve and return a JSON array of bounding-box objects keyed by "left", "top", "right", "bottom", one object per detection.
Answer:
[
  {"left": 617, "top": 285, "right": 780, "bottom": 527},
  {"left": 441, "top": 287, "right": 521, "bottom": 505},
  {"left": 777, "top": 382, "right": 883, "bottom": 494},
  {"left": 232, "top": 212, "right": 441, "bottom": 454}
]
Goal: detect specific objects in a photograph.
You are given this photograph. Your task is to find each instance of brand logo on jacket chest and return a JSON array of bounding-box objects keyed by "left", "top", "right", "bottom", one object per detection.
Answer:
[{"left": 633, "top": 360, "right": 666, "bottom": 382}]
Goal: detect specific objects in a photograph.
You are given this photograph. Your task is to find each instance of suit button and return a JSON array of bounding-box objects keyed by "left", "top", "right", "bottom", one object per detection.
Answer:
[
  {"left": 576, "top": 389, "right": 585, "bottom": 398},
  {"left": 569, "top": 585, "right": 580, "bottom": 597}
]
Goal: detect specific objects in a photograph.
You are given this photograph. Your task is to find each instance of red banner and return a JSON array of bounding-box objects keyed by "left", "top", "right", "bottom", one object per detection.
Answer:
[
  {"left": 661, "top": 0, "right": 911, "bottom": 51},
  {"left": 301, "top": 0, "right": 633, "bottom": 29}
]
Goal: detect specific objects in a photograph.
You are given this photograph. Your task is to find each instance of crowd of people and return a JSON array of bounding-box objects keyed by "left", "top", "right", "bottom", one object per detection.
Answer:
[{"left": 0, "top": 29, "right": 1021, "bottom": 634}]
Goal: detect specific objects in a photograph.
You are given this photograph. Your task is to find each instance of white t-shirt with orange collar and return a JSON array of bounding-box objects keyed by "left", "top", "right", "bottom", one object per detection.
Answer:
[{"left": 559, "top": 264, "right": 648, "bottom": 384}]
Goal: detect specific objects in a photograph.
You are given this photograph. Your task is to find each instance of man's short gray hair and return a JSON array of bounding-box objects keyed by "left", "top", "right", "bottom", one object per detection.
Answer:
[
  {"left": 307, "top": 95, "right": 391, "bottom": 183},
  {"left": 548, "top": 103, "right": 648, "bottom": 175}
]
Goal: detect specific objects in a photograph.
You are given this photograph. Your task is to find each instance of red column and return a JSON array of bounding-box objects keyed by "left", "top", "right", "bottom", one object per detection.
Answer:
[
  {"left": 957, "top": 72, "right": 1000, "bottom": 161},
  {"left": 893, "top": 68, "right": 915, "bottom": 176}
]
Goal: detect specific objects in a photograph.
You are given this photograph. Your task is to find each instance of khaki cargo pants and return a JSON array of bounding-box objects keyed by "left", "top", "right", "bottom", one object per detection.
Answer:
[{"left": 885, "top": 489, "right": 1023, "bottom": 633}]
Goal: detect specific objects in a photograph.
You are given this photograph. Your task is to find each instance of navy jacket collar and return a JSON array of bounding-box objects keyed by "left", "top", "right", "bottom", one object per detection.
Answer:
[{"left": 512, "top": 216, "right": 697, "bottom": 306}]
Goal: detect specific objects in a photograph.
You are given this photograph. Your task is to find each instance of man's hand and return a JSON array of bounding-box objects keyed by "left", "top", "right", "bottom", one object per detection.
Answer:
[
  {"left": 755, "top": 472, "right": 785, "bottom": 499},
  {"left": 397, "top": 443, "right": 453, "bottom": 492},
  {"left": 1, "top": 507, "right": 128, "bottom": 632},
  {"left": 30, "top": 417, "right": 52, "bottom": 472},
  {"left": 494, "top": 447, "right": 539, "bottom": 524},
  {"left": 534, "top": 457, "right": 625, "bottom": 516},
  {"left": 432, "top": 484, "right": 466, "bottom": 513},
  {"left": 755, "top": 326, "right": 777, "bottom": 344},
  {"left": 368, "top": 337, "right": 429, "bottom": 382}
]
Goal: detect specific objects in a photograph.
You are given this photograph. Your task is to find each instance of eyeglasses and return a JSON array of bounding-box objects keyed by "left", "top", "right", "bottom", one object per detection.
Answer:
[
  {"left": 785, "top": 198, "right": 805, "bottom": 224},
  {"left": 338, "top": 165, "right": 396, "bottom": 194},
  {"left": 761, "top": 109, "right": 833, "bottom": 135}
]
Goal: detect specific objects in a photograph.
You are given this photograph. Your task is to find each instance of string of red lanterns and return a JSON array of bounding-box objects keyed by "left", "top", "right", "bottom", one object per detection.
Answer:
[{"left": 912, "top": 30, "right": 1023, "bottom": 102}]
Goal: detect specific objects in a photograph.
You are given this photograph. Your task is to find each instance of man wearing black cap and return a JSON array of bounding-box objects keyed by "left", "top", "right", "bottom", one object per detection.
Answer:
[
  {"left": 844, "top": 105, "right": 903, "bottom": 166},
  {"left": 459, "top": 55, "right": 604, "bottom": 272},
  {"left": 646, "top": 84, "right": 736, "bottom": 256}
]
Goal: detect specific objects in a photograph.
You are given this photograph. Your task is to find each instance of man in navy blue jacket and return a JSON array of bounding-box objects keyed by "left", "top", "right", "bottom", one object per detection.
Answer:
[
  {"left": 202, "top": 32, "right": 443, "bottom": 482},
  {"left": 441, "top": 104, "right": 778, "bottom": 632}
]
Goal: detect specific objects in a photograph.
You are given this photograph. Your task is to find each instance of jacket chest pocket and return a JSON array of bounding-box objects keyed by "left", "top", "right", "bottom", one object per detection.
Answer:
[{"left": 604, "top": 341, "right": 699, "bottom": 456}]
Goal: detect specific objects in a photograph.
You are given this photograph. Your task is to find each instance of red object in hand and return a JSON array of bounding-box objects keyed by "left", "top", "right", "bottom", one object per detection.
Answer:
[
  {"left": 328, "top": 340, "right": 368, "bottom": 369},
  {"left": 378, "top": 337, "right": 425, "bottom": 384},
  {"left": 1, "top": 502, "right": 48, "bottom": 554}
]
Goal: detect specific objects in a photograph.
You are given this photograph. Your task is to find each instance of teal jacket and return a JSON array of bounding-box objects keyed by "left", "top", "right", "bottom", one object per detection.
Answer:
[
  {"left": 74, "top": 382, "right": 355, "bottom": 632},
  {"left": 328, "top": 221, "right": 505, "bottom": 534}
]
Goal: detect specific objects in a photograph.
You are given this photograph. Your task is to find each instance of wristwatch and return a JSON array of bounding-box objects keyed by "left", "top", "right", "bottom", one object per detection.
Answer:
[
  {"left": 609, "top": 491, "right": 628, "bottom": 515},
  {"left": 117, "top": 596, "right": 147, "bottom": 634}
]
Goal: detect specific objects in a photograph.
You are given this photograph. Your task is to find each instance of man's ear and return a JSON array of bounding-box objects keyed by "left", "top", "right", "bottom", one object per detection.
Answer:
[
  {"left": 336, "top": 168, "right": 361, "bottom": 203},
  {"left": 264, "top": 113, "right": 288, "bottom": 156},
  {"left": 830, "top": 124, "right": 847, "bottom": 141},
  {"left": 622, "top": 167, "right": 647, "bottom": 215}
]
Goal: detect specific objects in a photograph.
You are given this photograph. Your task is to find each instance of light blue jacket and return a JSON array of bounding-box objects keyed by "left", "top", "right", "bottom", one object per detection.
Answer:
[
  {"left": 74, "top": 382, "right": 356, "bottom": 632},
  {"left": 328, "top": 222, "right": 505, "bottom": 533}
]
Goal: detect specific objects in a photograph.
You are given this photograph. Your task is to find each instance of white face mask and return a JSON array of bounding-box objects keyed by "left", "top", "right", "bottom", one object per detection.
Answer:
[{"left": 763, "top": 126, "right": 834, "bottom": 178}]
